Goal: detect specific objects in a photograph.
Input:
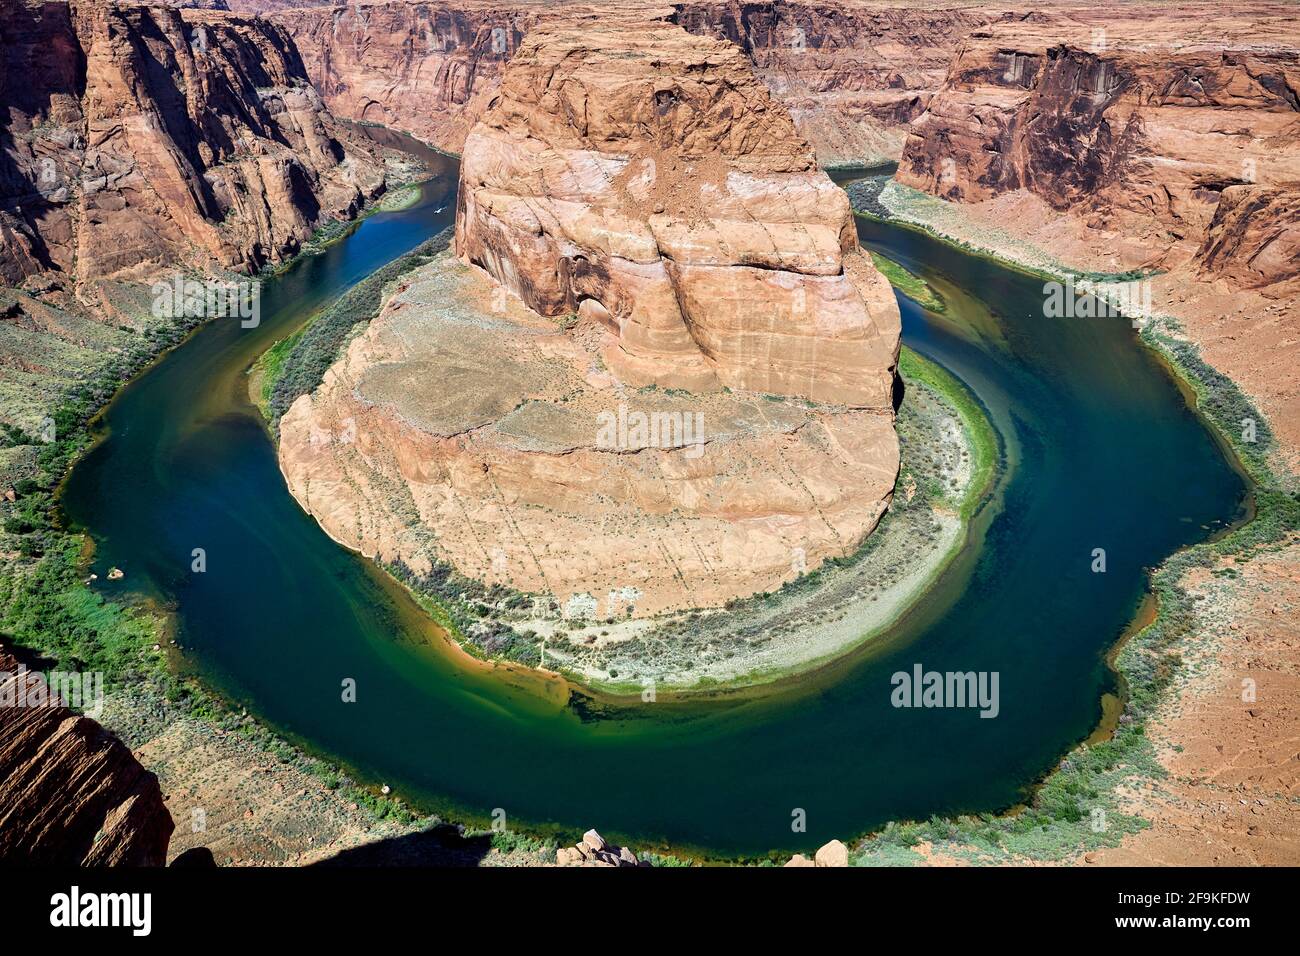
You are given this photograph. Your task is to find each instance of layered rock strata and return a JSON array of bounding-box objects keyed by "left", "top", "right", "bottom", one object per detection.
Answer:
[
  {"left": 896, "top": 5, "right": 1300, "bottom": 289},
  {"left": 0, "top": 0, "right": 389, "bottom": 285},
  {"left": 671, "top": 0, "right": 997, "bottom": 166},
  {"left": 892, "top": 3, "right": 1300, "bottom": 461},
  {"left": 454, "top": 14, "right": 900, "bottom": 407},
  {"left": 273, "top": 1, "right": 540, "bottom": 155},
  {"left": 0, "top": 647, "right": 174, "bottom": 865},
  {"left": 269, "top": 0, "right": 994, "bottom": 165},
  {"left": 280, "top": 17, "right": 900, "bottom": 619}
]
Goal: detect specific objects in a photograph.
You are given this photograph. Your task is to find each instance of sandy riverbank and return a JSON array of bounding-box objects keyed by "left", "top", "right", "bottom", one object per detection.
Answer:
[{"left": 1090, "top": 538, "right": 1300, "bottom": 866}]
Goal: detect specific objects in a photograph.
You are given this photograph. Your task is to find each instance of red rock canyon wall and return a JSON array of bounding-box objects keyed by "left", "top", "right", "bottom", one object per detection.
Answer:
[{"left": 0, "top": 0, "right": 388, "bottom": 285}]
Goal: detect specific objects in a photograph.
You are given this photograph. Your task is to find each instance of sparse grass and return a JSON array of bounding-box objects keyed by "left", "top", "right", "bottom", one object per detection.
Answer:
[
  {"left": 374, "top": 184, "right": 422, "bottom": 212},
  {"left": 8, "top": 164, "right": 1292, "bottom": 865},
  {"left": 262, "top": 229, "right": 454, "bottom": 426},
  {"left": 899, "top": 346, "right": 996, "bottom": 519},
  {"left": 0, "top": 228, "right": 446, "bottom": 838},
  {"left": 0, "top": 378, "right": 424, "bottom": 831},
  {"left": 557, "top": 344, "right": 998, "bottom": 694},
  {"left": 250, "top": 326, "right": 305, "bottom": 419}
]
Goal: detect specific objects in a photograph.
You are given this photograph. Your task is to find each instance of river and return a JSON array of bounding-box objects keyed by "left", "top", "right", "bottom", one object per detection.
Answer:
[{"left": 59, "top": 144, "right": 1247, "bottom": 857}]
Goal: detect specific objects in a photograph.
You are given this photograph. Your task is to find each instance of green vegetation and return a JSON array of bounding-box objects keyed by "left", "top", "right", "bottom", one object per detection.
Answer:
[
  {"left": 374, "top": 184, "right": 422, "bottom": 213},
  {"left": 556, "top": 342, "right": 1001, "bottom": 696},
  {"left": 8, "top": 167, "right": 1293, "bottom": 864},
  {"left": 260, "top": 228, "right": 453, "bottom": 425},
  {"left": 1, "top": 540, "right": 163, "bottom": 681},
  {"left": 870, "top": 251, "right": 946, "bottom": 313},
  {"left": 0, "top": 380, "right": 421, "bottom": 828},
  {"left": 1, "top": 231, "right": 453, "bottom": 840},
  {"left": 741, "top": 347, "right": 995, "bottom": 604},
  {"left": 899, "top": 346, "right": 996, "bottom": 518},
  {"left": 267, "top": 181, "right": 426, "bottom": 271},
  {"left": 388, "top": 557, "right": 543, "bottom": 669},
  {"left": 1153, "top": 330, "right": 1280, "bottom": 487},
  {"left": 0, "top": 334, "right": 194, "bottom": 687},
  {"left": 841, "top": 175, "right": 1300, "bottom": 865},
  {"left": 250, "top": 325, "right": 305, "bottom": 419}
]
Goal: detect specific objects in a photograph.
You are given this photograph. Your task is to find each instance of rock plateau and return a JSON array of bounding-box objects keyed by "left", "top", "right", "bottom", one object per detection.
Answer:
[{"left": 279, "top": 13, "right": 900, "bottom": 619}]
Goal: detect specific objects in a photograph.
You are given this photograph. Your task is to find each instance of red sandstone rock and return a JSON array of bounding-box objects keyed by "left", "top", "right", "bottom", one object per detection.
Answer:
[
  {"left": 0, "top": 647, "right": 174, "bottom": 865},
  {"left": 0, "top": 0, "right": 389, "bottom": 285},
  {"left": 270, "top": 1, "right": 992, "bottom": 167},
  {"left": 279, "top": 12, "right": 900, "bottom": 618},
  {"left": 1194, "top": 185, "right": 1300, "bottom": 294},
  {"left": 672, "top": 1, "right": 997, "bottom": 166},
  {"left": 454, "top": 12, "right": 900, "bottom": 407},
  {"left": 274, "top": 1, "right": 535, "bottom": 155},
  {"left": 896, "top": 5, "right": 1300, "bottom": 290}
]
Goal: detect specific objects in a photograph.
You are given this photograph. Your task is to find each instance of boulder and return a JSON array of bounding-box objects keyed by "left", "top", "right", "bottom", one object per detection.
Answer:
[{"left": 814, "top": 840, "right": 850, "bottom": 867}]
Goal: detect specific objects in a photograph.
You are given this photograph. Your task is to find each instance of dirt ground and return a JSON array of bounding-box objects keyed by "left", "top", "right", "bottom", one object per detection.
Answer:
[{"left": 1087, "top": 540, "right": 1300, "bottom": 866}]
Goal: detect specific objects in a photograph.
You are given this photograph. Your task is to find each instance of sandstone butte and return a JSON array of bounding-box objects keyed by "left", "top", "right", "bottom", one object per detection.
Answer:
[
  {"left": 0, "top": 647, "right": 174, "bottom": 865},
  {"left": 278, "top": 12, "right": 902, "bottom": 619},
  {"left": 0, "top": 0, "right": 389, "bottom": 286},
  {"left": 261, "top": 0, "right": 1299, "bottom": 456}
]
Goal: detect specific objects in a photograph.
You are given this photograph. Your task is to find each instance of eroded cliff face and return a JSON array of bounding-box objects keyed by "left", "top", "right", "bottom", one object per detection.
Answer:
[
  {"left": 1194, "top": 184, "right": 1300, "bottom": 295},
  {"left": 280, "top": 14, "right": 900, "bottom": 619},
  {"left": 455, "top": 14, "right": 900, "bottom": 406},
  {"left": 274, "top": 1, "right": 536, "bottom": 155},
  {"left": 0, "top": 648, "right": 174, "bottom": 865},
  {"left": 896, "top": 6, "right": 1300, "bottom": 288},
  {"left": 269, "top": 0, "right": 994, "bottom": 166},
  {"left": 0, "top": 0, "right": 388, "bottom": 285},
  {"left": 671, "top": 0, "right": 996, "bottom": 166}
]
